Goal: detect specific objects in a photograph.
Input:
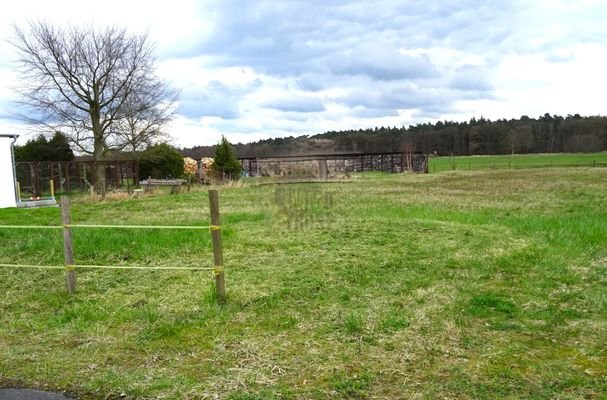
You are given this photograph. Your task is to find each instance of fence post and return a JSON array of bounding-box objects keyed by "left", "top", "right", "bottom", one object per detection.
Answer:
[
  {"left": 208, "top": 190, "right": 226, "bottom": 304},
  {"left": 61, "top": 196, "right": 77, "bottom": 295},
  {"left": 318, "top": 159, "right": 328, "bottom": 181}
]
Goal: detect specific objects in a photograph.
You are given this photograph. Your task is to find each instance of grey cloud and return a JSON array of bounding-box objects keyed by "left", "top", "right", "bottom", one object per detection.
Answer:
[
  {"left": 185, "top": 0, "right": 511, "bottom": 73},
  {"left": 418, "top": 102, "right": 458, "bottom": 115},
  {"left": 449, "top": 65, "right": 493, "bottom": 92},
  {"left": 264, "top": 95, "right": 325, "bottom": 113},
  {"left": 350, "top": 106, "right": 400, "bottom": 119},
  {"left": 296, "top": 75, "right": 325, "bottom": 92},
  {"left": 205, "top": 114, "right": 312, "bottom": 136},
  {"left": 335, "top": 82, "right": 475, "bottom": 117},
  {"left": 179, "top": 80, "right": 249, "bottom": 120},
  {"left": 176, "top": 0, "right": 522, "bottom": 105},
  {"left": 273, "top": 112, "right": 312, "bottom": 122},
  {"left": 412, "top": 109, "right": 451, "bottom": 119},
  {"left": 177, "top": 1, "right": 340, "bottom": 75},
  {"left": 171, "top": 0, "right": 524, "bottom": 95},
  {"left": 328, "top": 43, "right": 437, "bottom": 81},
  {"left": 180, "top": 96, "right": 239, "bottom": 120},
  {"left": 338, "top": 85, "right": 437, "bottom": 110}
]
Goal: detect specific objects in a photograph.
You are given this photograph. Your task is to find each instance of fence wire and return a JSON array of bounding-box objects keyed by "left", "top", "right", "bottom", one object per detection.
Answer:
[{"left": 0, "top": 224, "right": 219, "bottom": 230}]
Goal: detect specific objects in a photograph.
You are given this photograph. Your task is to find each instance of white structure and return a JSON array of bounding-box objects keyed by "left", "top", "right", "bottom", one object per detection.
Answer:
[{"left": 0, "top": 134, "right": 19, "bottom": 208}]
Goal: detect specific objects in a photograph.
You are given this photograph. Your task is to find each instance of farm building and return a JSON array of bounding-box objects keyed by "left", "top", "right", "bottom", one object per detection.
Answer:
[
  {"left": 0, "top": 134, "right": 19, "bottom": 208},
  {"left": 239, "top": 152, "right": 428, "bottom": 180}
]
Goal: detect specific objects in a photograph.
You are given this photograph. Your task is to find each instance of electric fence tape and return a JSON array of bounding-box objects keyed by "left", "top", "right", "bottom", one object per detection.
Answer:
[{"left": 0, "top": 263, "right": 214, "bottom": 271}]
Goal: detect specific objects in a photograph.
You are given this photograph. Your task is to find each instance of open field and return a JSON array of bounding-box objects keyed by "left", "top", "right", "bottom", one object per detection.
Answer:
[
  {"left": 0, "top": 168, "right": 606, "bottom": 399},
  {"left": 429, "top": 151, "right": 607, "bottom": 173}
]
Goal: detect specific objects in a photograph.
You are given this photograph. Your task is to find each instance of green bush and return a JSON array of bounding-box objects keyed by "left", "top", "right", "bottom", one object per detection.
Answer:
[
  {"left": 138, "top": 144, "right": 184, "bottom": 179},
  {"left": 14, "top": 131, "right": 74, "bottom": 162},
  {"left": 211, "top": 136, "right": 242, "bottom": 180}
]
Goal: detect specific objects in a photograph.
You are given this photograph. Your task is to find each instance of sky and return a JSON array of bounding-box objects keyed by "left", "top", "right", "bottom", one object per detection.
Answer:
[{"left": 1, "top": 0, "right": 606, "bottom": 147}]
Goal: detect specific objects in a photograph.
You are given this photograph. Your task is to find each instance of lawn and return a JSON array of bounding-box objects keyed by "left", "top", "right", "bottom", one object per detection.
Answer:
[
  {"left": 0, "top": 167, "right": 606, "bottom": 399},
  {"left": 429, "top": 151, "right": 607, "bottom": 172}
]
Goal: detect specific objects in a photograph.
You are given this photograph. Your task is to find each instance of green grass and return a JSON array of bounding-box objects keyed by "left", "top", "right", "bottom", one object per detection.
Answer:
[
  {"left": 0, "top": 167, "right": 606, "bottom": 399},
  {"left": 429, "top": 151, "right": 607, "bottom": 172}
]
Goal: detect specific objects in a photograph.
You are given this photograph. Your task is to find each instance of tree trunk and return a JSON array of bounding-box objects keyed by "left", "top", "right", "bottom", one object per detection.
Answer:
[
  {"left": 91, "top": 107, "right": 106, "bottom": 195},
  {"left": 93, "top": 142, "right": 106, "bottom": 195}
]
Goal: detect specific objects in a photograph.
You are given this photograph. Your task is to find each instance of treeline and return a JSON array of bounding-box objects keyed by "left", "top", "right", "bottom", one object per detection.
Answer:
[
  {"left": 17, "top": 114, "right": 607, "bottom": 162},
  {"left": 182, "top": 114, "right": 607, "bottom": 159}
]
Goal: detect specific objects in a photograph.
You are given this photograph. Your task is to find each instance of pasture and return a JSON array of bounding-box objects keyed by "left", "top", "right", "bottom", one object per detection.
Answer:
[
  {"left": 429, "top": 151, "right": 607, "bottom": 172},
  {"left": 0, "top": 167, "right": 606, "bottom": 399}
]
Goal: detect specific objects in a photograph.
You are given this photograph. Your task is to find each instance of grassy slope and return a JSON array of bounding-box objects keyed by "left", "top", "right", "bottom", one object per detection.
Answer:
[
  {"left": 0, "top": 168, "right": 606, "bottom": 399},
  {"left": 429, "top": 151, "right": 607, "bottom": 172}
]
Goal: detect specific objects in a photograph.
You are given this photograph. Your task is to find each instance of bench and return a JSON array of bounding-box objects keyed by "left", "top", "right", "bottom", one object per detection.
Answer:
[{"left": 140, "top": 178, "right": 188, "bottom": 194}]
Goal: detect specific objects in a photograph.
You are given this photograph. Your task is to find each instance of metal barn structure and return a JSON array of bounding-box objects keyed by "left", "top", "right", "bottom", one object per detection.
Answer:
[{"left": 239, "top": 152, "right": 428, "bottom": 180}]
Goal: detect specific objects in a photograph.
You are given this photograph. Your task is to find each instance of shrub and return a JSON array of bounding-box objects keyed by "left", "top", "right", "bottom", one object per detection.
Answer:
[
  {"left": 14, "top": 131, "right": 74, "bottom": 162},
  {"left": 211, "top": 136, "right": 242, "bottom": 180},
  {"left": 139, "top": 143, "right": 184, "bottom": 179}
]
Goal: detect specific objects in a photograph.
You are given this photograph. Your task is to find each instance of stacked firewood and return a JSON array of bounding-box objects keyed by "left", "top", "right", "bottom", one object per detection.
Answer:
[
  {"left": 200, "top": 157, "right": 214, "bottom": 177},
  {"left": 183, "top": 157, "right": 198, "bottom": 177}
]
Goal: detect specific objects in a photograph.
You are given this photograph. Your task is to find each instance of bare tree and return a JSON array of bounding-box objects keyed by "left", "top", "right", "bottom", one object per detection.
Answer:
[
  {"left": 108, "top": 84, "right": 176, "bottom": 154},
  {"left": 11, "top": 21, "right": 178, "bottom": 191}
]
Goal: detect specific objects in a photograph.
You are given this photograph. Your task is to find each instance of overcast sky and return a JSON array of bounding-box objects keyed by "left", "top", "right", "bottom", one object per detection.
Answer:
[{"left": 1, "top": 0, "right": 606, "bottom": 147}]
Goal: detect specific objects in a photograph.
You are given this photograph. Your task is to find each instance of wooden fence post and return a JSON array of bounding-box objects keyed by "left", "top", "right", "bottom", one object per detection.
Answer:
[
  {"left": 61, "top": 196, "right": 77, "bottom": 295},
  {"left": 318, "top": 159, "right": 328, "bottom": 181},
  {"left": 208, "top": 190, "right": 226, "bottom": 304}
]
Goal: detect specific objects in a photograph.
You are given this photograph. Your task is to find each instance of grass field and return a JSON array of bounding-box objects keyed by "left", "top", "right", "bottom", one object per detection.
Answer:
[
  {"left": 0, "top": 167, "right": 606, "bottom": 399},
  {"left": 429, "top": 151, "right": 607, "bottom": 173}
]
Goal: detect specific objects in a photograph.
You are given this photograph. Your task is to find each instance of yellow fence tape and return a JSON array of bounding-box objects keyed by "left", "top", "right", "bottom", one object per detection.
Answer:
[
  {"left": 0, "top": 224, "right": 216, "bottom": 230},
  {"left": 0, "top": 263, "right": 213, "bottom": 271}
]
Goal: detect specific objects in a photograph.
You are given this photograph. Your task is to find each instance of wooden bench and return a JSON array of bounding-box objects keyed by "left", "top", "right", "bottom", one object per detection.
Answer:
[{"left": 140, "top": 178, "right": 188, "bottom": 194}]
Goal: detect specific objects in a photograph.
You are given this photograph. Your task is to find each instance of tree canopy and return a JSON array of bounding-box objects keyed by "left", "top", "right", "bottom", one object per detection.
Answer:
[
  {"left": 14, "top": 132, "right": 74, "bottom": 162},
  {"left": 211, "top": 136, "right": 242, "bottom": 180},
  {"left": 12, "top": 21, "right": 178, "bottom": 190},
  {"left": 138, "top": 143, "right": 184, "bottom": 179}
]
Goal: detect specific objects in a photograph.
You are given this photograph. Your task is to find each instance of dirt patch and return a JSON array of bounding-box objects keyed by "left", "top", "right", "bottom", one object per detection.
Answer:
[{"left": 0, "top": 389, "right": 74, "bottom": 400}]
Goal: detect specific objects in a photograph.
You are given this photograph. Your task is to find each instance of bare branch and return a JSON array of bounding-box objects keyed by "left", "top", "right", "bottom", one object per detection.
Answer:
[{"left": 11, "top": 20, "right": 179, "bottom": 170}]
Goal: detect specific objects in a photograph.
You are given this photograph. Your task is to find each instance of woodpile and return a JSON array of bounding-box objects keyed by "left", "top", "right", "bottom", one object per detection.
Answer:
[
  {"left": 183, "top": 157, "right": 198, "bottom": 177},
  {"left": 200, "top": 157, "right": 215, "bottom": 181}
]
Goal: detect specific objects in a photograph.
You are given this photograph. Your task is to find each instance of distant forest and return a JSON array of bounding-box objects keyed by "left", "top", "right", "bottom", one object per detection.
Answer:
[{"left": 185, "top": 113, "right": 607, "bottom": 159}]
